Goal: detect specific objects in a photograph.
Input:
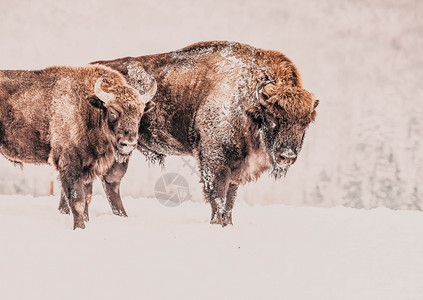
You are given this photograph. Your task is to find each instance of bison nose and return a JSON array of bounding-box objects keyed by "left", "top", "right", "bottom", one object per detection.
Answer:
[
  {"left": 119, "top": 140, "right": 137, "bottom": 148},
  {"left": 118, "top": 140, "right": 137, "bottom": 154},
  {"left": 276, "top": 149, "right": 297, "bottom": 165}
]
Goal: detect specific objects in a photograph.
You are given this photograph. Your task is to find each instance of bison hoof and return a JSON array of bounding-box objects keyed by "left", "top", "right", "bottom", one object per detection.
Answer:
[
  {"left": 222, "top": 221, "right": 233, "bottom": 227},
  {"left": 222, "top": 212, "right": 233, "bottom": 227},
  {"left": 83, "top": 212, "right": 90, "bottom": 222},
  {"left": 58, "top": 205, "right": 70, "bottom": 215},
  {"left": 112, "top": 208, "right": 128, "bottom": 217},
  {"left": 73, "top": 221, "right": 86, "bottom": 230},
  {"left": 211, "top": 211, "right": 233, "bottom": 227},
  {"left": 222, "top": 218, "right": 233, "bottom": 227},
  {"left": 210, "top": 218, "right": 221, "bottom": 225},
  {"left": 210, "top": 212, "right": 223, "bottom": 225}
]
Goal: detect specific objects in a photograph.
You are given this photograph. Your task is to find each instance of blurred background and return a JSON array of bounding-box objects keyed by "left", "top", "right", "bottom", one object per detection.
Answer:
[{"left": 0, "top": 0, "right": 422, "bottom": 210}]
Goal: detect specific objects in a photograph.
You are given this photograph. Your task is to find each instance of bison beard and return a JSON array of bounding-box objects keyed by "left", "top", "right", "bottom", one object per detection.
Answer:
[
  {"left": 270, "top": 164, "right": 289, "bottom": 180},
  {"left": 90, "top": 41, "right": 318, "bottom": 227},
  {"left": 269, "top": 142, "right": 295, "bottom": 179},
  {"left": 114, "top": 151, "right": 130, "bottom": 164}
]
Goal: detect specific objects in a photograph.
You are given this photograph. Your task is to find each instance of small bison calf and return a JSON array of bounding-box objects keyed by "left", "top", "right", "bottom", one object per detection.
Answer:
[{"left": 0, "top": 64, "right": 156, "bottom": 229}]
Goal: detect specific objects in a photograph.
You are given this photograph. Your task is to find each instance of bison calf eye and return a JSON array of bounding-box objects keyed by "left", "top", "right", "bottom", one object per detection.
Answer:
[{"left": 108, "top": 109, "right": 119, "bottom": 123}]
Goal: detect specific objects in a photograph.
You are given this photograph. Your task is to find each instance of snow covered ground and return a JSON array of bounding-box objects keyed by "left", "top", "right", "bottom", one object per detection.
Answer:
[{"left": 1, "top": 195, "right": 423, "bottom": 299}]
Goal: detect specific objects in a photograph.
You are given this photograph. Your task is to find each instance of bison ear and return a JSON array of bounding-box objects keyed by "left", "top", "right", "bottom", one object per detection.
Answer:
[
  {"left": 87, "top": 95, "right": 105, "bottom": 110},
  {"left": 256, "top": 80, "right": 277, "bottom": 107},
  {"left": 311, "top": 99, "right": 319, "bottom": 122},
  {"left": 246, "top": 105, "right": 264, "bottom": 127},
  {"left": 143, "top": 100, "right": 156, "bottom": 114}
]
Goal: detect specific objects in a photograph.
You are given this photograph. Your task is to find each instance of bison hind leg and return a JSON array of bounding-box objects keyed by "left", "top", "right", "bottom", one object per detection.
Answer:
[{"left": 83, "top": 182, "right": 93, "bottom": 222}]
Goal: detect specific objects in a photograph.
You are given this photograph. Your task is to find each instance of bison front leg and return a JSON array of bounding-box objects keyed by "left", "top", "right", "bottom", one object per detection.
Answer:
[
  {"left": 222, "top": 183, "right": 238, "bottom": 226},
  {"left": 58, "top": 182, "right": 93, "bottom": 221},
  {"left": 200, "top": 162, "right": 229, "bottom": 227},
  {"left": 56, "top": 152, "right": 87, "bottom": 229},
  {"left": 60, "top": 174, "right": 86, "bottom": 230},
  {"left": 101, "top": 160, "right": 129, "bottom": 217},
  {"left": 58, "top": 190, "right": 70, "bottom": 215},
  {"left": 101, "top": 179, "right": 127, "bottom": 217}
]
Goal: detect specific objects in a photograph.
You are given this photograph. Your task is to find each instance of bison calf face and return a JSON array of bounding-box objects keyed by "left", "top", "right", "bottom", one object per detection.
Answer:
[
  {"left": 93, "top": 76, "right": 155, "bottom": 163},
  {"left": 107, "top": 107, "right": 140, "bottom": 158},
  {"left": 249, "top": 81, "right": 319, "bottom": 178}
]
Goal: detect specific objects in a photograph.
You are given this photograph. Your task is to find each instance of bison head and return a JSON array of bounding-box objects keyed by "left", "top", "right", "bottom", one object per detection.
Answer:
[
  {"left": 92, "top": 75, "right": 157, "bottom": 162},
  {"left": 247, "top": 80, "right": 318, "bottom": 178}
]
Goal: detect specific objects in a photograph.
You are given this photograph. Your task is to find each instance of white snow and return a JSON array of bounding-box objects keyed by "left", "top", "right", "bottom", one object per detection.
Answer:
[{"left": 1, "top": 194, "right": 423, "bottom": 299}]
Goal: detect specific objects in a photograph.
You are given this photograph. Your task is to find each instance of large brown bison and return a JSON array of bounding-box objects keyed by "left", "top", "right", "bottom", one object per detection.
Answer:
[
  {"left": 62, "top": 41, "right": 318, "bottom": 226},
  {"left": 0, "top": 64, "right": 156, "bottom": 229}
]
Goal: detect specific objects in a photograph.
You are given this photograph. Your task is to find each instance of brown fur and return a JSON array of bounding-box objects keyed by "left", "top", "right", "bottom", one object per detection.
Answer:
[
  {"left": 261, "top": 84, "right": 317, "bottom": 124},
  {"left": 91, "top": 41, "right": 318, "bottom": 226},
  {"left": 0, "top": 65, "right": 149, "bottom": 229}
]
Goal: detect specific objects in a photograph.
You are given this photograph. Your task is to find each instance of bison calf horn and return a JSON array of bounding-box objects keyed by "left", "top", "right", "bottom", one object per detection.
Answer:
[{"left": 94, "top": 76, "right": 115, "bottom": 103}]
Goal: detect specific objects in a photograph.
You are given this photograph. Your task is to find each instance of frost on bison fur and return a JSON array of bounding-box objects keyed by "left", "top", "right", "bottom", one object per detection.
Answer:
[
  {"left": 0, "top": 64, "right": 155, "bottom": 229},
  {"left": 92, "top": 41, "right": 319, "bottom": 226}
]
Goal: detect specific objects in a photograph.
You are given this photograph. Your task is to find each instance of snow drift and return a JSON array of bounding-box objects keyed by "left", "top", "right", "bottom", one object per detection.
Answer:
[{"left": 1, "top": 195, "right": 423, "bottom": 299}]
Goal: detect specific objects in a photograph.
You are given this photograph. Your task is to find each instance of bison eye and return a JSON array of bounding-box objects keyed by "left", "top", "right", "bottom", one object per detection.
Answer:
[
  {"left": 266, "top": 116, "right": 278, "bottom": 130},
  {"left": 108, "top": 108, "right": 119, "bottom": 123}
]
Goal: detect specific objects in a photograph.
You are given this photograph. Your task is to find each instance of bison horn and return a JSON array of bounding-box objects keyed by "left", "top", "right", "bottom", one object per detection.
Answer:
[
  {"left": 94, "top": 76, "right": 115, "bottom": 103},
  {"left": 139, "top": 78, "right": 157, "bottom": 104}
]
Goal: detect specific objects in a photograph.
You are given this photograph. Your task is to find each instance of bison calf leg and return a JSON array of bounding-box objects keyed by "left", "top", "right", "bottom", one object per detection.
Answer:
[
  {"left": 59, "top": 164, "right": 86, "bottom": 229},
  {"left": 83, "top": 182, "right": 93, "bottom": 222},
  {"left": 62, "top": 184, "right": 86, "bottom": 230},
  {"left": 102, "top": 179, "right": 127, "bottom": 217},
  {"left": 222, "top": 183, "right": 238, "bottom": 226},
  {"left": 59, "top": 182, "right": 93, "bottom": 221},
  {"left": 58, "top": 190, "right": 70, "bottom": 215},
  {"left": 101, "top": 160, "right": 128, "bottom": 217}
]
